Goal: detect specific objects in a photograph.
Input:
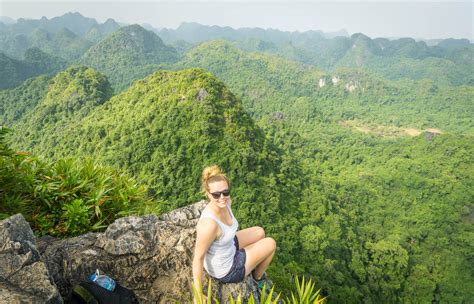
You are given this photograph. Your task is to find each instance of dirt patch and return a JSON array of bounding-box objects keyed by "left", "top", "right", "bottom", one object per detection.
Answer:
[
  {"left": 426, "top": 128, "right": 442, "bottom": 134},
  {"left": 340, "top": 120, "right": 442, "bottom": 138},
  {"left": 403, "top": 128, "right": 421, "bottom": 136}
]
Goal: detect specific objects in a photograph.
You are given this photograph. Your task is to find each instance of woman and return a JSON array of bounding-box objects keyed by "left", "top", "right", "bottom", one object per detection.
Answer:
[{"left": 192, "top": 165, "right": 276, "bottom": 301}]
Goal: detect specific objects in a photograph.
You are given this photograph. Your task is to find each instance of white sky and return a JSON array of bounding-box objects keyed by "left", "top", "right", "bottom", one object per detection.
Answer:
[{"left": 0, "top": 1, "right": 472, "bottom": 40}]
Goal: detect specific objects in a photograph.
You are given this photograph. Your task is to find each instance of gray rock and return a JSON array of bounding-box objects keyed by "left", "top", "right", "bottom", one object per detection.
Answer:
[
  {"left": 0, "top": 279, "right": 48, "bottom": 304},
  {"left": 0, "top": 214, "right": 62, "bottom": 303},
  {"left": 1, "top": 202, "right": 278, "bottom": 303},
  {"left": 272, "top": 112, "right": 284, "bottom": 121},
  {"left": 196, "top": 88, "right": 209, "bottom": 102}
]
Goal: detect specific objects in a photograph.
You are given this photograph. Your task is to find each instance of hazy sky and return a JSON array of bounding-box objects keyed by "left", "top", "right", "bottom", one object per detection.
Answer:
[{"left": 1, "top": 0, "right": 472, "bottom": 40}]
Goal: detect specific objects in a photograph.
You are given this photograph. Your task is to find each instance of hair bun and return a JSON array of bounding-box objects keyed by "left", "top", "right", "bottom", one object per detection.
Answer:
[
  {"left": 201, "top": 165, "right": 230, "bottom": 196},
  {"left": 202, "top": 165, "right": 221, "bottom": 183}
]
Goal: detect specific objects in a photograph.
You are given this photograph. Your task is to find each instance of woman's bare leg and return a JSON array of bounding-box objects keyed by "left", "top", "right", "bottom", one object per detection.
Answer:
[
  {"left": 244, "top": 237, "right": 276, "bottom": 279},
  {"left": 236, "top": 226, "right": 265, "bottom": 248}
]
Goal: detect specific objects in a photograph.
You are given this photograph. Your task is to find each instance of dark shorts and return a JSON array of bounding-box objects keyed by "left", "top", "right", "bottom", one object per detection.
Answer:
[{"left": 215, "top": 236, "right": 246, "bottom": 283}]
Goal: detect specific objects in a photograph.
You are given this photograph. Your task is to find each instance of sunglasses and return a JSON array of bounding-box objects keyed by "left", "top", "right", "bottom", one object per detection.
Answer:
[{"left": 210, "top": 189, "right": 231, "bottom": 199}]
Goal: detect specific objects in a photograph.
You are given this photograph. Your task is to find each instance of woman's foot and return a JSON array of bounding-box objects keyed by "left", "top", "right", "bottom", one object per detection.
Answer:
[{"left": 251, "top": 270, "right": 267, "bottom": 290}]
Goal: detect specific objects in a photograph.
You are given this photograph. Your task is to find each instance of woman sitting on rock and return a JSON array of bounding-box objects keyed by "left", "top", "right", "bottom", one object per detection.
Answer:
[{"left": 192, "top": 165, "right": 276, "bottom": 302}]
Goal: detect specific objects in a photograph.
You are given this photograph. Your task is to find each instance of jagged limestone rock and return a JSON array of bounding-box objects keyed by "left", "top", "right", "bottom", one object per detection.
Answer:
[
  {"left": 0, "top": 201, "right": 277, "bottom": 303},
  {"left": 0, "top": 214, "right": 62, "bottom": 303},
  {"left": 39, "top": 200, "right": 275, "bottom": 303}
]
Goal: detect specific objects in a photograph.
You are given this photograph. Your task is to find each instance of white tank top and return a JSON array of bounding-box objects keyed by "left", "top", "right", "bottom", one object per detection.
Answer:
[{"left": 199, "top": 204, "right": 239, "bottom": 278}]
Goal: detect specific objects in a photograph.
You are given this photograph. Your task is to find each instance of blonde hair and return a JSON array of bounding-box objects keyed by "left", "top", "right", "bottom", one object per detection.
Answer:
[{"left": 201, "top": 165, "right": 230, "bottom": 196}]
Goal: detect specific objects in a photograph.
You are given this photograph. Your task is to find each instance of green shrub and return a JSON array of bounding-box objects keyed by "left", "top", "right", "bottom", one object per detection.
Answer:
[{"left": 0, "top": 127, "right": 156, "bottom": 237}]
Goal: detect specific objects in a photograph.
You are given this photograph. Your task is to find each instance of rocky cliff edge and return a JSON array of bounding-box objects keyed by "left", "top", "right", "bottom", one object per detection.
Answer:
[{"left": 0, "top": 200, "right": 272, "bottom": 303}]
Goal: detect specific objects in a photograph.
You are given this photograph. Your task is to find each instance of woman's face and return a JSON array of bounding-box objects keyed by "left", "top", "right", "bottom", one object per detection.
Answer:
[{"left": 207, "top": 180, "right": 230, "bottom": 209}]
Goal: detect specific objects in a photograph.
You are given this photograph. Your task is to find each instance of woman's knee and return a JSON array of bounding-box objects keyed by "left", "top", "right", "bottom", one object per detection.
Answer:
[
  {"left": 264, "top": 237, "right": 276, "bottom": 252},
  {"left": 255, "top": 226, "right": 265, "bottom": 240}
]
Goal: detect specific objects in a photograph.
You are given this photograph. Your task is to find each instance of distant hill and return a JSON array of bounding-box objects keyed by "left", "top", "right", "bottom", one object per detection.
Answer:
[
  {"left": 38, "top": 12, "right": 98, "bottom": 36},
  {"left": 80, "top": 24, "right": 179, "bottom": 91},
  {"left": 0, "top": 12, "right": 119, "bottom": 60},
  {"left": 4, "top": 12, "right": 116, "bottom": 37},
  {"left": 0, "top": 16, "right": 15, "bottom": 25},
  {"left": 1, "top": 13, "right": 471, "bottom": 86},
  {"left": 155, "top": 22, "right": 473, "bottom": 86},
  {"left": 331, "top": 34, "right": 473, "bottom": 85},
  {"left": 10, "top": 66, "right": 113, "bottom": 158},
  {"left": 83, "top": 18, "right": 121, "bottom": 43},
  {"left": 275, "top": 33, "right": 474, "bottom": 85},
  {"left": 436, "top": 38, "right": 471, "bottom": 49},
  {"left": 0, "top": 26, "right": 93, "bottom": 61},
  {"left": 0, "top": 48, "right": 66, "bottom": 89},
  {"left": 157, "top": 21, "right": 349, "bottom": 44}
]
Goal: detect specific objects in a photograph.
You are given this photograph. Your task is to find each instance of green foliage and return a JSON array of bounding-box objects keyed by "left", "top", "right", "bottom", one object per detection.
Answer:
[
  {"left": 0, "top": 127, "right": 154, "bottom": 236},
  {"left": 12, "top": 65, "right": 113, "bottom": 154},
  {"left": 28, "top": 27, "right": 93, "bottom": 61},
  {"left": 286, "top": 276, "right": 325, "bottom": 304},
  {"left": 290, "top": 130, "right": 474, "bottom": 303},
  {"left": 192, "top": 279, "right": 214, "bottom": 304},
  {"left": 0, "top": 48, "right": 66, "bottom": 90},
  {"left": 0, "top": 52, "right": 33, "bottom": 89},
  {"left": 61, "top": 199, "right": 90, "bottom": 235},
  {"left": 0, "top": 74, "right": 50, "bottom": 125},
  {"left": 192, "top": 277, "right": 324, "bottom": 304}
]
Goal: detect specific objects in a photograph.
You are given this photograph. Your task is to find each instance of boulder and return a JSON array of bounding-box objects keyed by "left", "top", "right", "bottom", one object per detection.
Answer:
[
  {"left": 0, "top": 214, "right": 62, "bottom": 303},
  {"left": 0, "top": 201, "right": 276, "bottom": 303}
]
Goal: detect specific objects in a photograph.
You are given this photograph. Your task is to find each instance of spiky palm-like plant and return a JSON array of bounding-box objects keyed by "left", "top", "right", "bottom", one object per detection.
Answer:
[{"left": 192, "top": 276, "right": 325, "bottom": 304}]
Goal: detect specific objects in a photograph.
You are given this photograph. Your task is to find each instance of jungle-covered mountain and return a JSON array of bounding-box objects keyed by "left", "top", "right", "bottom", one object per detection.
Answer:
[
  {"left": 1, "top": 12, "right": 473, "bottom": 304},
  {"left": 80, "top": 25, "right": 179, "bottom": 91}
]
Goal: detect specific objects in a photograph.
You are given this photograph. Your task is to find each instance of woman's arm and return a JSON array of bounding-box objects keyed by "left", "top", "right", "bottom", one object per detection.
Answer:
[{"left": 193, "top": 218, "right": 219, "bottom": 303}]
